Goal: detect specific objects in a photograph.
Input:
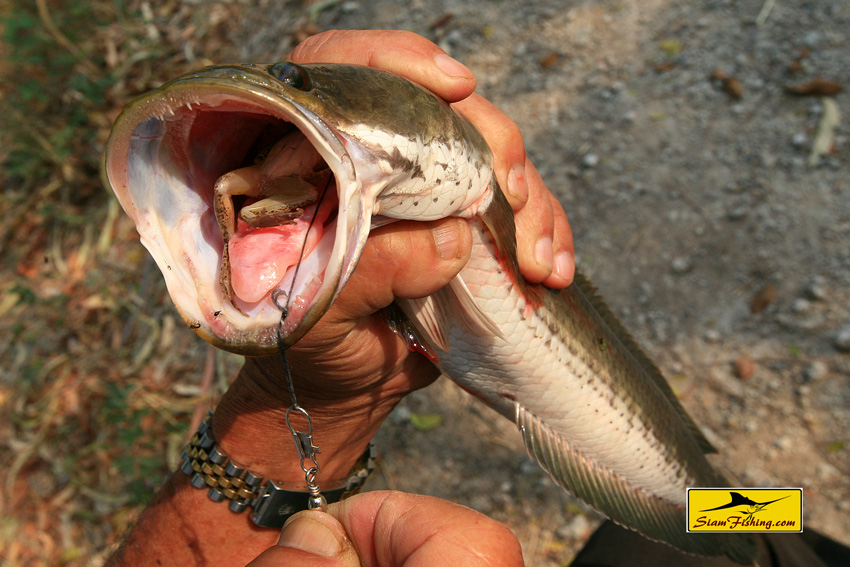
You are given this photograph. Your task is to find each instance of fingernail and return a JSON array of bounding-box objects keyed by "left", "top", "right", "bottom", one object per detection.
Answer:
[
  {"left": 553, "top": 251, "right": 575, "bottom": 284},
  {"left": 433, "top": 219, "right": 462, "bottom": 260},
  {"left": 278, "top": 514, "right": 344, "bottom": 557},
  {"left": 534, "top": 236, "right": 553, "bottom": 272},
  {"left": 506, "top": 165, "right": 528, "bottom": 206},
  {"left": 434, "top": 53, "right": 472, "bottom": 78}
]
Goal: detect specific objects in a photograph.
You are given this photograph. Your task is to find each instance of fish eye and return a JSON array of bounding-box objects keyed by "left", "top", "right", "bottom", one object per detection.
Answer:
[{"left": 269, "top": 62, "right": 311, "bottom": 90}]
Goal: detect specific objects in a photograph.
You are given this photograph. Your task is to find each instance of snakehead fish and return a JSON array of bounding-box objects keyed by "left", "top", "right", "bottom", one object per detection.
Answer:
[{"left": 104, "top": 61, "right": 755, "bottom": 563}]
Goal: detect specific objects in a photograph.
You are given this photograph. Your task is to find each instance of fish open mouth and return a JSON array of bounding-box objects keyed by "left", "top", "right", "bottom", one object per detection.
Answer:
[{"left": 105, "top": 69, "right": 368, "bottom": 354}]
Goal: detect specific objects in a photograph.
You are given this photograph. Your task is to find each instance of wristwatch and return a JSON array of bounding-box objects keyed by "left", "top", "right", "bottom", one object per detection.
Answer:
[{"left": 180, "top": 412, "right": 376, "bottom": 528}]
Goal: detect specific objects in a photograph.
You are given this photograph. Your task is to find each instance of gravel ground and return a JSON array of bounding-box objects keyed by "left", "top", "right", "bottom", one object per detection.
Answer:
[{"left": 225, "top": 1, "right": 850, "bottom": 565}]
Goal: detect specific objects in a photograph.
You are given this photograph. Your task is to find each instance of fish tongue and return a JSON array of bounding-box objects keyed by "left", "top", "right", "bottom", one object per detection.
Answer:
[
  {"left": 218, "top": 130, "right": 328, "bottom": 306},
  {"left": 227, "top": 213, "right": 319, "bottom": 305}
]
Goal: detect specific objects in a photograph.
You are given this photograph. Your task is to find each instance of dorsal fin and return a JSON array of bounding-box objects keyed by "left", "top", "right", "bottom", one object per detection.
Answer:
[{"left": 570, "top": 271, "right": 717, "bottom": 454}]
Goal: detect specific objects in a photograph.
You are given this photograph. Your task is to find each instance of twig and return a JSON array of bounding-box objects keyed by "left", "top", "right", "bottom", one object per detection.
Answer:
[
  {"left": 35, "top": 0, "right": 100, "bottom": 77},
  {"left": 755, "top": 0, "right": 776, "bottom": 26}
]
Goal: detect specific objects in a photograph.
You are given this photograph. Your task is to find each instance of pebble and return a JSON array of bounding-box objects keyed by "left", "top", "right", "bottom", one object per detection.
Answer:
[
  {"left": 791, "top": 132, "right": 808, "bottom": 148},
  {"left": 671, "top": 256, "right": 692, "bottom": 274},
  {"left": 390, "top": 405, "right": 411, "bottom": 424},
  {"left": 817, "top": 462, "right": 840, "bottom": 480},
  {"left": 805, "top": 277, "right": 827, "bottom": 301},
  {"left": 727, "top": 206, "right": 748, "bottom": 221},
  {"left": 704, "top": 329, "right": 721, "bottom": 343},
  {"left": 734, "top": 355, "right": 755, "bottom": 380},
  {"left": 802, "top": 361, "right": 829, "bottom": 382},
  {"left": 581, "top": 153, "right": 599, "bottom": 168},
  {"left": 556, "top": 514, "right": 592, "bottom": 540},
  {"left": 835, "top": 324, "right": 850, "bottom": 352}
]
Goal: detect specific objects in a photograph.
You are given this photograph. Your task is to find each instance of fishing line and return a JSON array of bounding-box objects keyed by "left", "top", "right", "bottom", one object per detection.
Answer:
[{"left": 272, "top": 171, "right": 334, "bottom": 512}]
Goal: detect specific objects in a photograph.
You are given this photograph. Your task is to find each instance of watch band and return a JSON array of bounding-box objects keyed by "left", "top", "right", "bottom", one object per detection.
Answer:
[{"left": 180, "top": 411, "right": 376, "bottom": 528}]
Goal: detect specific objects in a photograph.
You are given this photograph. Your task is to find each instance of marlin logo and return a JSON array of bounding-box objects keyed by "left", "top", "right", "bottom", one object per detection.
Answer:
[{"left": 700, "top": 492, "right": 791, "bottom": 520}]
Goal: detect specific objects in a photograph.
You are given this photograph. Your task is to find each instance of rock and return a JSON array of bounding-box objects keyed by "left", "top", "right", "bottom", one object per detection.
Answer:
[
  {"left": 581, "top": 153, "right": 599, "bottom": 168},
  {"left": 791, "top": 132, "right": 809, "bottom": 148},
  {"left": 704, "top": 329, "right": 721, "bottom": 343},
  {"left": 750, "top": 285, "right": 777, "bottom": 314},
  {"left": 734, "top": 355, "right": 755, "bottom": 380},
  {"left": 805, "top": 277, "right": 827, "bottom": 300},
  {"left": 556, "top": 514, "right": 592, "bottom": 540},
  {"left": 835, "top": 324, "right": 850, "bottom": 352},
  {"left": 817, "top": 462, "right": 840, "bottom": 480},
  {"left": 671, "top": 256, "right": 692, "bottom": 274},
  {"left": 802, "top": 361, "right": 829, "bottom": 382}
]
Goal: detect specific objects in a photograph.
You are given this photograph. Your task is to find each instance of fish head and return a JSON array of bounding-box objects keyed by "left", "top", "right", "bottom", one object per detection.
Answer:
[{"left": 105, "top": 62, "right": 492, "bottom": 354}]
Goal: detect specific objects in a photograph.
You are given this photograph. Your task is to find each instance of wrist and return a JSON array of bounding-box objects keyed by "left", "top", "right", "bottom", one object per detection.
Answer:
[{"left": 210, "top": 356, "right": 398, "bottom": 483}]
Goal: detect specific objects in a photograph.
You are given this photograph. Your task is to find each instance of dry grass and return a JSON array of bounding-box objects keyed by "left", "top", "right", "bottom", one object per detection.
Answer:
[{"left": 0, "top": 1, "right": 281, "bottom": 564}]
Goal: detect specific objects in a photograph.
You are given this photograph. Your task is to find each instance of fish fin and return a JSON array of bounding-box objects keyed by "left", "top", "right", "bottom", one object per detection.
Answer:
[
  {"left": 448, "top": 276, "right": 505, "bottom": 339},
  {"left": 381, "top": 302, "right": 440, "bottom": 362},
  {"left": 392, "top": 295, "right": 450, "bottom": 353},
  {"left": 515, "top": 404, "right": 757, "bottom": 564},
  {"left": 569, "top": 271, "right": 717, "bottom": 454},
  {"left": 395, "top": 276, "right": 504, "bottom": 354},
  {"left": 370, "top": 215, "right": 398, "bottom": 230}
]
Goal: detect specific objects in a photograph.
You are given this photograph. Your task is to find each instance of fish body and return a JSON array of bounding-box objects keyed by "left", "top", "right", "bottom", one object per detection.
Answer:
[{"left": 105, "top": 62, "right": 755, "bottom": 563}]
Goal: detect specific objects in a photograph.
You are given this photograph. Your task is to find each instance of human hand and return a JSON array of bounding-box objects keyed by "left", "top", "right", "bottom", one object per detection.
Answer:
[
  {"left": 212, "top": 30, "right": 575, "bottom": 483},
  {"left": 246, "top": 491, "right": 524, "bottom": 567}
]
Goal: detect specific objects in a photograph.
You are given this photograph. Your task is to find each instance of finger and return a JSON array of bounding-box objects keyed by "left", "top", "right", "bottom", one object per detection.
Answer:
[
  {"left": 329, "top": 218, "right": 473, "bottom": 323},
  {"left": 543, "top": 190, "right": 575, "bottom": 288},
  {"left": 289, "top": 30, "right": 476, "bottom": 102},
  {"left": 452, "top": 94, "right": 528, "bottom": 209},
  {"left": 247, "top": 511, "right": 361, "bottom": 567},
  {"left": 512, "top": 160, "right": 555, "bottom": 284},
  {"left": 336, "top": 491, "right": 524, "bottom": 567}
]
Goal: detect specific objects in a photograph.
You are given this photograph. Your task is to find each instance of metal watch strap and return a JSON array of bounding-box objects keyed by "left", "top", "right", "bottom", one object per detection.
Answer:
[{"left": 180, "top": 412, "right": 376, "bottom": 528}]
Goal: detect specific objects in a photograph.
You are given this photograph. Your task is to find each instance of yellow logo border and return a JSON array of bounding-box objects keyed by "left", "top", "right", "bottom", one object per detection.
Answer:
[{"left": 686, "top": 488, "right": 803, "bottom": 534}]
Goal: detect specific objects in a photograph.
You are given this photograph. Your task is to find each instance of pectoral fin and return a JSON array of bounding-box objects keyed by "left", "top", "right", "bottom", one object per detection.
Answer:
[{"left": 395, "top": 274, "right": 504, "bottom": 356}]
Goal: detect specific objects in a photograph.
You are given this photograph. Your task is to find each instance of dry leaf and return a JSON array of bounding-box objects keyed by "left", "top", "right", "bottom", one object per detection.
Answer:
[
  {"left": 722, "top": 77, "right": 743, "bottom": 99},
  {"left": 659, "top": 38, "right": 681, "bottom": 57},
  {"left": 410, "top": 413, "right": 443, "bottom": 431},
  {"left": 540, "top": 51, "right": 558, "bottom": 68},
  {"left": 709, "top": 69, "right": 742, "bottom": 99},
  {"left": 785, "top": 78, "right": 843, "bottom": 97},
  {"left": 429, "top": 12, "right": 454, "bottom": 30},
  {"left": 654, "top": 61, "right": 677, "bottom": 73},
  {"left": 751, "top": 284, "right": 777, "bottom": 314},
  {"left": 788, "top": 48, "right": 811, "bottom": 74},
  {"left": 733, "top": 355, "right": 755, "bottom": 380}
]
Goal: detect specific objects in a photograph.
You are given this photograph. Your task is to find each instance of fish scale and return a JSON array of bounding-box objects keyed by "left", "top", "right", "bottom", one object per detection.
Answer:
[{"left": 408, "top": 219, "right": 698, "bottom": 504}]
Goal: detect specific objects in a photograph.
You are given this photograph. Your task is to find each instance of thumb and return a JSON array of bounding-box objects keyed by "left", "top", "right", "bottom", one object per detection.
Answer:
[{"left": 246, "top": 511, "right": 361, "bottom": 567}]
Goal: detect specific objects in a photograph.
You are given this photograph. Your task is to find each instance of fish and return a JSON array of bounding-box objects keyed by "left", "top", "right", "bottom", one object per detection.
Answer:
[{"left": 104, "top": 61, "right": 756, "bottom": 564}]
